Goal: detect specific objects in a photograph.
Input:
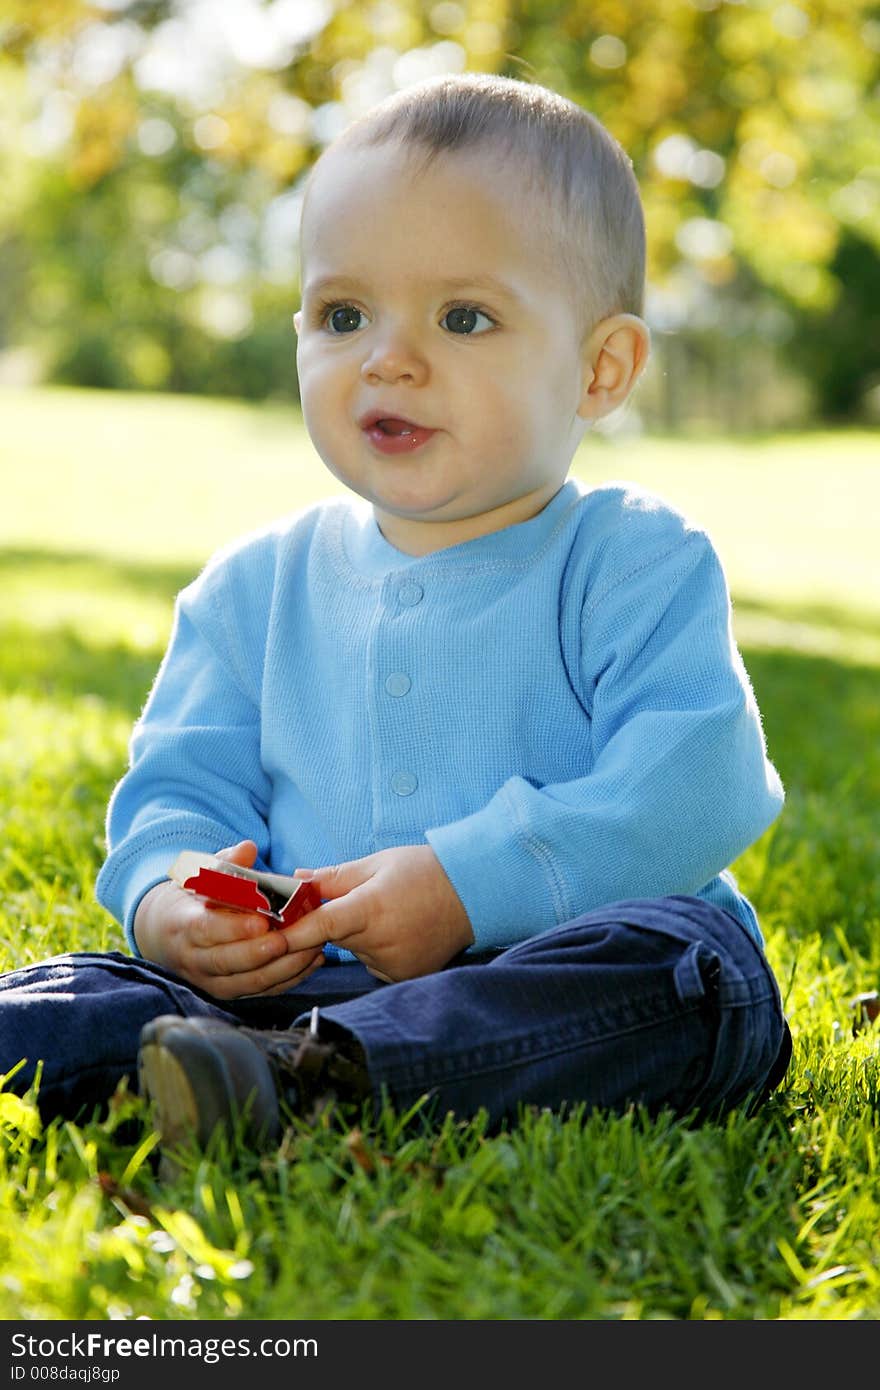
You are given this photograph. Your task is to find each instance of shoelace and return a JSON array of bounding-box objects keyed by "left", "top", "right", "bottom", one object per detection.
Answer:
[{"left": 240, "top": 1025, "right": 370, "bottom": 1108}]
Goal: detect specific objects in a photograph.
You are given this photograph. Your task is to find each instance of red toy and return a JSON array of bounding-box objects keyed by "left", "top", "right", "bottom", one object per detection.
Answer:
[{"left": 168, "top": 851, "right": 322, "bottom": 928}]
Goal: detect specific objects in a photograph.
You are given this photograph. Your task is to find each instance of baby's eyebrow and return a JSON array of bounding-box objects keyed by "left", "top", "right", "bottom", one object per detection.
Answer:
[
  {"left": 302, "top": 276, "right": 361, "bottom": 298},
  {"left": 302, "top": 273, "right": 522, "bottom": 303},
  {"left": 435, "top": 275, "right": 522, "bottom": 303}
]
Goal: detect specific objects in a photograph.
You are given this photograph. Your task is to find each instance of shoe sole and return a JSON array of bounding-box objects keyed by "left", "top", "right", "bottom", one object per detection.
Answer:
[
  {"left": 137, "top": 1040, "right": 206, "bottom": 1181},
  {"left": 138, "top": 1016, "right": 281, "bottom": 1155}
]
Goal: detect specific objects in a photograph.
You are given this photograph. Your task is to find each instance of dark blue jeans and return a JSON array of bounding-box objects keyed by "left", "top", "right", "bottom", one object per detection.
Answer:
[{"left": 0, "top": 897, "right": 791, "bottom": 1129}]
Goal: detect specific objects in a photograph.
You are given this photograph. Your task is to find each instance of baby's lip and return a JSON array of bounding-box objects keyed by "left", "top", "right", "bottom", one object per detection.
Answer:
[{"left": 358, "top": 409, "right": 432, "bottom": 434}]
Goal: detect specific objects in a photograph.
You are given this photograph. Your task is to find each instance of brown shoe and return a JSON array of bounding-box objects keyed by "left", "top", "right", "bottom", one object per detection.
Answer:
[{"left": 137, "top": 1009, "right": 370, "bottom": 1156}]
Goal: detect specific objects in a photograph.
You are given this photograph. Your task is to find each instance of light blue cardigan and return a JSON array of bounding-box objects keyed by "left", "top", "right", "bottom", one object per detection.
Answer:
[{"left": 96, "top": 478, "right": 784, "bottom": 958}]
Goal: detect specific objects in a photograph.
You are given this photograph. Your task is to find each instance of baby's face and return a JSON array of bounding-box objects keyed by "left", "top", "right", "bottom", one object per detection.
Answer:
[{"left": 294, "top": 138, "right": 591, "bottom": 553}]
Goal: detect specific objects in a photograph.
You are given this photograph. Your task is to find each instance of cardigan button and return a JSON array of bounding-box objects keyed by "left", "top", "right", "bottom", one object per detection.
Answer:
[
  {"left": 385, "top": 672, "right": 412, "bottom": 697},
  {"left": 397, "top": 581, "right": 424, "bottom": 607},
  {"left": 390, "top": 770, "right": 418, "bottom": 796}
]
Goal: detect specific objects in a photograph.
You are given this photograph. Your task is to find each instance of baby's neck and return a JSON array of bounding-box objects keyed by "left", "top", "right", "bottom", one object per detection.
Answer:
[{"left": 374, "top": 485, "right": 566, "bottom": 556}]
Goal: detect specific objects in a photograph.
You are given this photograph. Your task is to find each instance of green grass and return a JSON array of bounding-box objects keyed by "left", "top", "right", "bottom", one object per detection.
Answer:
[{"left": 1, "top": 385, "right": 879, "bottom": 1321}]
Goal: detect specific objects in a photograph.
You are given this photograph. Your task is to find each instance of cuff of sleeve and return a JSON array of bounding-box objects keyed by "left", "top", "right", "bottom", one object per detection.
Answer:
[
  {"left": 95, "top": 846, "right": 178, "bottom": 957},
  {"left": 426, "top": 790, "right": 564, "bottom": 951}
]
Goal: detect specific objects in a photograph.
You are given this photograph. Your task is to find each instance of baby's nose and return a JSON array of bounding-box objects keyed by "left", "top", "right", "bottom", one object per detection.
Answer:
[{"left": 360, "top": 326, "right": 429, "bottom": 385}]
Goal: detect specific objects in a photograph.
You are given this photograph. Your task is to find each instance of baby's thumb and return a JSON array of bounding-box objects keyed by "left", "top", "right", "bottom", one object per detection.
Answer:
[{"left": 216, "top": 840, "right": 258, "bottom": 868}]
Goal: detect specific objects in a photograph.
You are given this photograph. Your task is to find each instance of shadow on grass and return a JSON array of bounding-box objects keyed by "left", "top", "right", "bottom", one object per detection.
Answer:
[
  {"left": 743, "top": 645, "right": 879, "bottom": 806},
  {"left": 0, "top": 622, "right": 159, "bottom": 715},
  {"left": 0, "top": 545, "right": 198, "bottom": 607},
  {"left": 733, "top": 592, "right": 880, "bottom": 641},
  {"left": 0, "top": 546, "right": 201, "bottom": 714}
]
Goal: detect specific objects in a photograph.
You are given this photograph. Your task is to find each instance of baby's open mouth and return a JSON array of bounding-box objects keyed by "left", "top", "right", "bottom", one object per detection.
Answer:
[
  {"left": 360, "top": 412, "right": 437, "bottom": 453},
  {"left": 375, "top": 418, "right": 416, "bottom": 435}
]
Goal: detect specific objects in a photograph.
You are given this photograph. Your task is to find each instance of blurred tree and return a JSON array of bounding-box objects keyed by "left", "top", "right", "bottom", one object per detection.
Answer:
[
  {"left": 507, "top": 0, "right": 880, "bottom": 419},
  {"left": 0, "top": 0, "right": 877, "bottom": 420},
  {"left": 785, "top": 229, "right": 880, "bottom": 418},
  {"left": 0, "top": 0, "right": 320, "bottom": 397}
]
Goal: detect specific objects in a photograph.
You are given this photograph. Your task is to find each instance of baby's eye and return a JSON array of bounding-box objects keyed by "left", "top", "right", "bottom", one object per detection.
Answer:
[
  {"left": 441, "top": 305, "right": 495, "bottom": 335},
  {"left": 323, "top": 304, "right": 366, "bottom": 334}
]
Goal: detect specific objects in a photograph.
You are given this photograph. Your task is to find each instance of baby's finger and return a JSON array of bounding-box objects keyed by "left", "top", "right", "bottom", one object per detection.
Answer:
[
  {"left": 193, "top": 925, "right": 290, "bottom": 980},
  {"left": 206, "top": 946, "right": 325, "bottom": 1000},
  {"left": 189, "top": 906, "right": 275, "bottom": 949},
  {"left": 294, "top": 861, "right": 372, "bottom": 901},
  {"left": 249, "top": 953, "right": 327, "bottom": 997},
  {"left": 280, "top": 893, "right": 367, "bottom": 952},
  {"left": 215, "top": 840, "right": 259, "bottom": 866}
]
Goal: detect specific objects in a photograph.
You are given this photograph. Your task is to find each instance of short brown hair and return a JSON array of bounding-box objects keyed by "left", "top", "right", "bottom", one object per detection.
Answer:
[{"left": 306, "top": 72, "right": 645, "bottom": 333}]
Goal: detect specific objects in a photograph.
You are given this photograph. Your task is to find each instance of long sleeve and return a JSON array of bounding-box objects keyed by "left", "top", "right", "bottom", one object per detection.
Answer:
[
  {"left": 426, "top": 525, "right": 784, "bottom": 951},
  {"left": 94, "top": 556, "right": 273, "bottom": 952}
]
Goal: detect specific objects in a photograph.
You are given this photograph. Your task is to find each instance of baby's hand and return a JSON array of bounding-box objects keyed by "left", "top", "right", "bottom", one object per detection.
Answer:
[
  {"left": 282, "top": 845, "right": 475, "bottom": 981},
  {"left": 133, "top": 841, "right": 324, "bottom": 999}
]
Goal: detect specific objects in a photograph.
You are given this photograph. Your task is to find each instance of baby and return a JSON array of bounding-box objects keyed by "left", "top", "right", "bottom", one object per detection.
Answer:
[{"left": 0, "top": 73, "right": 791, "bottom": 1159}]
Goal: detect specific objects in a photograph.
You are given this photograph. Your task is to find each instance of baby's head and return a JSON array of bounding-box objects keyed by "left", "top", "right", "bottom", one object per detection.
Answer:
[
  {"left": 294, "top": 73, "right": 650, "bottom": 554},
  {"left": 309, "top": 71, "right": 645, "bottom": 338}
]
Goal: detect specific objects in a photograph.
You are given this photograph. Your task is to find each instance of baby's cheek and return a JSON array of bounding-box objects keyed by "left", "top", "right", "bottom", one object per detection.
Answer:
[{"left": 487, "top": 391, "right": 529, "bottom": 449}]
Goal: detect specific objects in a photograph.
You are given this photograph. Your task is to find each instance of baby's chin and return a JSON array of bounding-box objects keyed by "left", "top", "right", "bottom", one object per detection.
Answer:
[{"left": 373, "top": 496, "right": 547, "bottom": 557}]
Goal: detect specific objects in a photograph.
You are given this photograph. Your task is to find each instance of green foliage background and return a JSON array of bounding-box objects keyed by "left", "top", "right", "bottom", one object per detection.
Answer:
[{"left": 1, "top": 0, "right": 879, "bottom": 421}]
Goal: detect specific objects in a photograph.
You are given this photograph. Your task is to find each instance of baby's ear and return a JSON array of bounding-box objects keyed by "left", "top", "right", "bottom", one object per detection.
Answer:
[
  {"left": 293, "top": 310, "right": 303, "bottom": 334},
  {"left": 577, "top": 314, "right": 651, "bottom": 422}
]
